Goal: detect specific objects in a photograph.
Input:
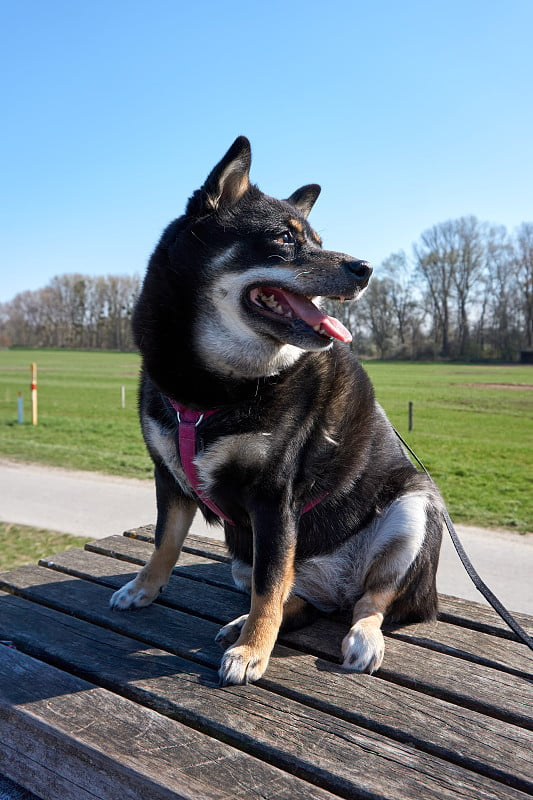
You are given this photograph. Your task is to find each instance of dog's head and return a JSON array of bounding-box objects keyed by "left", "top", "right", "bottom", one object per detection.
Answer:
[{"left": 134, "top": 137, "right": 372, "bottom": 389}]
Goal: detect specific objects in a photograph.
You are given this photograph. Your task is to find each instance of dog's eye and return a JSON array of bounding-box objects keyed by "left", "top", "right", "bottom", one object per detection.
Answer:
[{"left": 275, "top": 231, "right": 295, "bottom": 246}]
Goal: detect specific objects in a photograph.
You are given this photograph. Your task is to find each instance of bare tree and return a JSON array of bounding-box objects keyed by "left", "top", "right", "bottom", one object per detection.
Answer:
[
  {"left": 414, "top": 222, "right": 457, "bottom": 357},
  {"left": 380, "top": 251, "right": 425, "bottom": 358},
  {"left": 413, "top": 217, "right": 490, "bottom": 358},
  {"left": 514, "top": 222, "right": 533, "bottom": 349},
  {"left": 356, "top": 277, "right": 397, "bottom": 359},
  {"left": 452, "top": 217, "right": 485, "bottom": 357}
]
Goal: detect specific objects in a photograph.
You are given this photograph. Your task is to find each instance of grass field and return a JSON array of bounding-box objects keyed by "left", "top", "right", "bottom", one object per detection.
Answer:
[
  {"left": 0, "top": 522, "right": 91, "bottom": 571},
  {"left": 0, "top": 349, "right": 532, "bottom": 532},
  {"left": 0, "top": 349, "right": 150, "bottom": 476}
]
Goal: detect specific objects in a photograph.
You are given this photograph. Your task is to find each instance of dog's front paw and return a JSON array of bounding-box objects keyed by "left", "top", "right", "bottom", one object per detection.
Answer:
[
  {"left": 215, "top": 614, "right": 248, "bottom": 648},
  {"left": 109, "top": 579, "right": 161, "bottom": 610},
  {"left": 218, "top": 644, "right": 269, "bottom": 686},
  {"left": 341, "top": 622, "right": 385, "bottom": 674}
]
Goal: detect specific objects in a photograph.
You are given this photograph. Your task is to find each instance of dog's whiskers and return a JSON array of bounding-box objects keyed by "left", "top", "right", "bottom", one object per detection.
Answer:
[
  {"left": 293, "top": 270, "right": 312, "bottom": 279},
  {"left": 267, "top": 254, "right": 292, "bottom": 263}
]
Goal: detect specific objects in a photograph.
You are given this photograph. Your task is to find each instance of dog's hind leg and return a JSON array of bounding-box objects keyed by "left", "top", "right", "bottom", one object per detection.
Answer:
[
  {"left": 110, "top": 467, "right": 196, "bottom": 610},
  {"left": 341, "top": 588, "right": 396, "bottom": 674},
  {"left": 341, "top": 490, "right": 441, "bottom": 673},
  {"left": 280, "top": 594, "right": 318, "bottom": 631}
]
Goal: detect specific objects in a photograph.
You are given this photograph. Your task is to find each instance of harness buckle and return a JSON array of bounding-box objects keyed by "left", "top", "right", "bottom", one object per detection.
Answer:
[{"left": 176, "top": 410, "right": 205, "bottom": 427}]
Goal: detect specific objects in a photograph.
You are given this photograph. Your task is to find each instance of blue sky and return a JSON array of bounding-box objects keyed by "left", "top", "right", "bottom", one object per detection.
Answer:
[{"left": 1, "top": 0, "right": 532, "bottom": 303}]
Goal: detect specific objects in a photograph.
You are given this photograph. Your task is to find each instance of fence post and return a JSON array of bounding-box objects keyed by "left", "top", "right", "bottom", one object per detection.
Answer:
[
  {"left": 30, "top": 363, "right": 38, "bottom": 425},
  {"left": 18, "top": 392, "right": 23, "bottom": 424},
  {"left": 408, "top": 401, "right": 413, "bottom": 432}
]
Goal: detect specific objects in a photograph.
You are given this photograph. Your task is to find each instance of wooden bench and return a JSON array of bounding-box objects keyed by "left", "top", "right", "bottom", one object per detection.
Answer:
[{"left": 0, "top": 527, "right": 531, "bottom": 800}]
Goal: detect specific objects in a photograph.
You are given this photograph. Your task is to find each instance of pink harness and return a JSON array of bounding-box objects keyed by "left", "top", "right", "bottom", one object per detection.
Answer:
[{"left": 167, "top": 398, "right": 326, "bottom": 525}]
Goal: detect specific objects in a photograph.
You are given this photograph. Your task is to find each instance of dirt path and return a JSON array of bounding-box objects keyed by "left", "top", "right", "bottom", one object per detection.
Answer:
[{"left": 1, "top": 458, "right": 531, "bottom": 614}]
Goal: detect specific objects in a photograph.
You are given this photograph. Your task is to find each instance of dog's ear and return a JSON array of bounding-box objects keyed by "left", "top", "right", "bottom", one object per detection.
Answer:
[
  {"left": 285, "top": 184, "right": 321, "bottom": 218},
  {"left": 197, "top": 136, "right": 252, "bottom": 213}
]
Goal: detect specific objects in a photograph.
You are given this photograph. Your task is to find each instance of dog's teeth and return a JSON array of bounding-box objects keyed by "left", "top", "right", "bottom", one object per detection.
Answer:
[
  {"left": 255, "top": 289, "right": 292, "bottom": 318},
  {"left": 313, "top": 324, "right": 321, "bottom": 332}
]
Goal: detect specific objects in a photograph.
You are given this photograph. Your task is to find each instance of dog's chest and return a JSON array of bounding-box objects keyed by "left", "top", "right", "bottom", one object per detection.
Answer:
[
  {"left": 195, "top": 431, "right": 272, "bottom": 496},
  {"left": 145, "top": 414, "right": 272, "bottom": 500}
]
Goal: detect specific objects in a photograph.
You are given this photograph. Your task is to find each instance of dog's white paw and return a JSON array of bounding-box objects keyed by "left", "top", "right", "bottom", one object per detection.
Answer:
[
  {"left": 109, "top": 579, "right": 160, "bottom": 610},
  {"left": 218, "top": 644, "right": 269, "bottom": 686},
  {"left": 341, "top": 622, "right": 385, "bottom": 674},
  {"left": 215, "top": 614, "right": 248, "bottom": 648}
]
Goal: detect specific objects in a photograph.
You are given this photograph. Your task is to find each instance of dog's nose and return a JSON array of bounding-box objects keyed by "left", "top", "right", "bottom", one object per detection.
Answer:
[{"left": 344, "top": 259, "right": 373, "bottom": 286}]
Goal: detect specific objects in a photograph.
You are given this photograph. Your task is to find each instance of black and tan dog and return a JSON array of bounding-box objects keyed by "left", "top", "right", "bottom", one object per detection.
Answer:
[{"left": 110, "top": 136, "right": 443, "bottom": 685}]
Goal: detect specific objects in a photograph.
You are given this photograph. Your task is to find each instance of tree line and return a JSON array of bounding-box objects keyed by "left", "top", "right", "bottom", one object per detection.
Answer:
[
  {"left": 0, "top": 274, "right": 140, "bottom": 351},
  {"left": 1, "top": 216, "right": 532, "bottom": 360},
  {"left": 325, "top": 217, "right": 533, "bottom": 360}
]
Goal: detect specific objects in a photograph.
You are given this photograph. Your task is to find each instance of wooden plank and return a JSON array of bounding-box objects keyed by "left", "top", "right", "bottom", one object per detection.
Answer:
[
  {"left": 124, "top": 529, "right": 533, "bottom": 643},
  {"left": 126, "top": 530, "right": 533, "bottom": 635},
  {"left": 82, "top": 536, "right": 533, "bottom": 679},
  {"left": 86, "top": 536, "right": 235, "bottom": 589},
  {"left": 125, "top": 525, "right": 231, "bottom": 562},
  {"left": 282, "top": 616, "right": 533, "bottom": 727},
  {"left": 0, "top": 643, "right": 337, "bottom": 800},
  {"left": 1, "top": 593, "right": 530, "bottom": 800},
  {"left": 439, "top": 594, "right": 533, "bottom": 641},
  {"left": 0, "top": 565, "right": 224, "bottom": 669},
  {"left": 29, "top": 551, "right": 533, "bottom": 729},
  {"left": 40, "top": 547, "right": 250, "bottom": 623},
  {"left": 386, "top": 620, "right": 532, "bottom": 678},
  {"left": 2, "top": 564, "right": 533, "bottom": 792}
]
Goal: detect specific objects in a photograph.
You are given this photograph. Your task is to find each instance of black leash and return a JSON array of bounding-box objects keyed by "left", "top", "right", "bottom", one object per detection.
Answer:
[{"left": 394, "top": 427, "right": 533, "bottom": 651}]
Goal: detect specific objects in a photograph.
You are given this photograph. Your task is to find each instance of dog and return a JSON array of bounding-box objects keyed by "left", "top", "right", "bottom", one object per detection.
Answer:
[{"left": 110, "top": 136, "right": 443, "bottom": 686}]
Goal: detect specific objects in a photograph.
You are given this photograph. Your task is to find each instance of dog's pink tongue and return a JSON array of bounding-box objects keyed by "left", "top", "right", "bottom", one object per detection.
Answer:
[{"left": 273, "top": 287, "right": 352, "bottom": 343}]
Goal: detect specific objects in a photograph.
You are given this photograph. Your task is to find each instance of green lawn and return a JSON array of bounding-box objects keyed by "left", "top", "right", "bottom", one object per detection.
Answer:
[
  {"left": 0, "top": 349, "right": 532, "bottom": 532},
  {"left": 364, "top": 361, "right": 532, "bottom": 532},
  {"left": 0, "top": 349, "right": 152, "bottom": 477},
  {"left": 0, "top": 522, "right": 91, "bottom": 571}
]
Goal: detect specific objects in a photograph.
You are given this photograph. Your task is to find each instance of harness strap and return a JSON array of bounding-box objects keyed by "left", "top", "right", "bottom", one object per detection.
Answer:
[
  {"left": 166, "top": 397, "right": 327, "bottom": 525},
  {"left": 168, "top": 400, "right": 234, "bottom": 523}
]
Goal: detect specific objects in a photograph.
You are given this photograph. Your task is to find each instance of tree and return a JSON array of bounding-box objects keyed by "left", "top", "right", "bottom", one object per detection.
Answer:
[
  {"left": 451, "top": 217, "right": 485, "bottom": 357},
  {"left": 414, "top": 222, "right": 457, "bottom": 357},
  {"left": 380, "top": 251, "right": 424, "bottom": 358},
  {"left": 357, "top": 277, "right": 397, "bottom": 359},
  {"left": 482, "top": 225, "right": 519, "bottom": 359},
  {"left": 514, "top": 222, "right": 533, "bottom": 349},
  {"left": 413, "top": 217, "right": 489, "bottom": 358}
]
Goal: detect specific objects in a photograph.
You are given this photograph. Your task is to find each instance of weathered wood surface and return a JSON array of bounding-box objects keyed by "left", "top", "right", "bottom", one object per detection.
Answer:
[{"left": 0, "top": 528, "right": 532, "bottom": 800}]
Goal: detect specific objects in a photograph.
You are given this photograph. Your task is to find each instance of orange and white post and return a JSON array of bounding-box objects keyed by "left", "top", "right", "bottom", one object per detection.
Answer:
[{"left": 30, "top": 362, "right": 38, "bottom": 425}]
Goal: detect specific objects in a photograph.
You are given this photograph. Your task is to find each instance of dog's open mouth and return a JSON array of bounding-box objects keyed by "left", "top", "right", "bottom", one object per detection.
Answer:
[{"left": 248, "top": 286, "right": 352, "bottom": 343}]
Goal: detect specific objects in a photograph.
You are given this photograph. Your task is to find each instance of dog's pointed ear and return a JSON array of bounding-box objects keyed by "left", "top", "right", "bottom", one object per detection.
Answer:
[
  {"left": 200, "top": 136, "right": 252, "bottom": 212},
  {"left": 285, "top": 184, "right": 321, "bottom": 218}
]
